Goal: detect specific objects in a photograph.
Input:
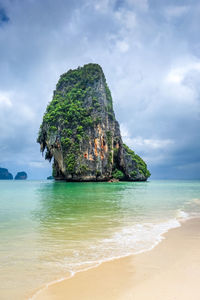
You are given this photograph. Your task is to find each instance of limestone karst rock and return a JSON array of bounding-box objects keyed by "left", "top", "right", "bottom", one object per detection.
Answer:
[
  {"left": 0, "top": 168, "right": 13, "bottom": 180},
  {"left": 14, "top": 171, "right": 27, "bottom": 180},
  {"left": 37, "top": 64, "right": 150, "bottom": 181}
]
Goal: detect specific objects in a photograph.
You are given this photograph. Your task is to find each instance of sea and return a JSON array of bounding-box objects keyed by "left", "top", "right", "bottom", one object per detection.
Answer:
[{"left": 0, "top": 180, "right": 200, "bottom": 300}]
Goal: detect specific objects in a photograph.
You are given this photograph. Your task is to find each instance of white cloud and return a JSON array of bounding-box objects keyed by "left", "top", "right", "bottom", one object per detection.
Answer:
[
  {"left": 121, "top": 124, "right": 174, "bottom": 150},
  {"left": 93, "top": 0, "right": 110, "bottom": 12},
  {"left": 165, "top": 5, "right": 189, "bottom": 19},
  {"left": 166, "top": 61, "right": 200, "bottom": 84},
  {"left": 116, "top": 40, "right": 129, "bottom": 53},
  {"left": 19, "top": 105, "right": 35, "bottom": 121},
  {"left": 127, "top": 0, "right": 149, "bottom": 12},
  {"left": 130, "top": 137, "right": 174, "bottom": 149},
  {"left": 0, "top": 91, "right": 12, "bottom": 107},
  {"left": 115, "top": 10, "right": 137, "bottom": 30},
  {"left": 28, "top": 161, "right": 49, "bottom": 168}
]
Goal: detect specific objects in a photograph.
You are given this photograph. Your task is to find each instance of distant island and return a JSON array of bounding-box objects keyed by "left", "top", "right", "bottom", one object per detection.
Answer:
[
  {"left": 0, "top": 168, "right": 27, "bottom": 180},
  {"left": 38, "top": 63, "right": 150, "bottom": 182},
  {"left": 15, "top": 172, "right": 27, "bottom": 180},
  {"left": 0, "top": 168, "right": 13, "bottom": 180}
]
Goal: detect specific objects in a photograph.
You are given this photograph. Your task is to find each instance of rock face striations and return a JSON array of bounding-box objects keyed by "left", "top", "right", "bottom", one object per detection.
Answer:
[{"left": 38, "top": 64, "right": 150, "bottom": 181}]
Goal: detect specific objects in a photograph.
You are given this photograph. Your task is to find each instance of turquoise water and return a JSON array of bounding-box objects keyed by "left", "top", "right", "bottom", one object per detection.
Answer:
[{"left": 0, "top": 180, "right": 200, "bottom": 300}]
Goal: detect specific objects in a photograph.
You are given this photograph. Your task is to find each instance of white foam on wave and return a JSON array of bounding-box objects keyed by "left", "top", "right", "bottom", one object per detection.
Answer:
[
  {"left": 176, "top": 210, "right": 190, "bottom": 220},
  {"left": 99, "top": 218, "right": 181, "bottom": 256},
  {"left": 179, "top": 199, "right": 200, "bottom": 219},
  {"left": 29, "top": 218, "right": 182, "bottom": 300}
]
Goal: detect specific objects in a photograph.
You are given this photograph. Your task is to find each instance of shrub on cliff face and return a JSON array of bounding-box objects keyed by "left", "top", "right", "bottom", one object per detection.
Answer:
[{"left": 112, "top": 169, "right": 125, "bottom": 180}]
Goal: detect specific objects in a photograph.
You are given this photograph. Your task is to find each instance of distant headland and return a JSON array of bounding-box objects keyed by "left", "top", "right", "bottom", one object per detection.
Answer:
[{"left": 38, "top": 63, "right": 150, "bottom": 182}]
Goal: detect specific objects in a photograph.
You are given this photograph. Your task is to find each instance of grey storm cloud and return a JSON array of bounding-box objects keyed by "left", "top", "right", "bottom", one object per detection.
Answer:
[{"left": 0, "top": 0, "right": 199, "bottom": 179}]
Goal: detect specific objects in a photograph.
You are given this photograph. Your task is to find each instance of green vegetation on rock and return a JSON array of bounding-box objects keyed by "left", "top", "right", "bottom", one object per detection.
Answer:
[
  {"left": 112, "top": 169, "right": 125, "bottom": 180},
  {"left": 123, "top": 144, "right": 151, "bottom": 178}
]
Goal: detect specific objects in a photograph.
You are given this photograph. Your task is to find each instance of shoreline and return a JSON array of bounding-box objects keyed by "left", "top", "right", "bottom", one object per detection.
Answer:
[
  {"left": 32, "top": 217, "right": 200, "bottom": 300},
  {"left": 30, "top": 216, "right": 183, "bottom": 299}
]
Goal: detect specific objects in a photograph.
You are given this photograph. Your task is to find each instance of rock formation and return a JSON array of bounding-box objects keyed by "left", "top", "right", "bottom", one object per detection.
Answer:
[
  {"left": 37, "top": 63, "right": 150, "bottom": 181},
  {"left": 14, "top": 171, "right": 27, "bottom": 180},
  {"left": 0, "top": 168, "right": 13, "bottom": 180}
]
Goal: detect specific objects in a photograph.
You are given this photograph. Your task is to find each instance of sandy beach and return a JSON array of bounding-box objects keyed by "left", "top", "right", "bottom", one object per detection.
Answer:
[{"left": 33, "top": 217, "right": 200, "bottom": 300}]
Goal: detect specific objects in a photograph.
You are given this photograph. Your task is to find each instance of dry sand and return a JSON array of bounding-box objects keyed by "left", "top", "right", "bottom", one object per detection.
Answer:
[{"left": 34, "top": 218, "right": 200, "bottom": 300}]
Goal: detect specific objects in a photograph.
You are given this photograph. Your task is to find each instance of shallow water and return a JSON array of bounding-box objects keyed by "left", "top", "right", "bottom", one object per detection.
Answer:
[{"left": 0, "top": 180, "right": 200, "bottom": 300}]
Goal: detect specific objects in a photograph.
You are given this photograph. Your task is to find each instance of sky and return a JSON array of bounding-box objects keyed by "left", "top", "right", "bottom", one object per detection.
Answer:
[{"left": 0, "top": 0, "right": 199, "bottom": 180}]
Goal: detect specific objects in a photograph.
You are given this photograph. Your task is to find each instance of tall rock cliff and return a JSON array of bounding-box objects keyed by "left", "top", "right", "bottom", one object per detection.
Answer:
[{"left": 37, "top": 64, "right": 150, "bottom": 181}]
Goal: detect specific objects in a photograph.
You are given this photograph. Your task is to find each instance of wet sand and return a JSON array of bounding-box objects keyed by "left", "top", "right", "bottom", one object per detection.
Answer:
[{"left": 34, "top": 218, "right": 200, "bottom": 300}]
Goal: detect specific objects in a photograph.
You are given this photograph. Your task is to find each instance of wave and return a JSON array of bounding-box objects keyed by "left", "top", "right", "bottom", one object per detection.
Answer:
[
  {"left": 29, "top": 215, "right": 187, "bottom": 300},
  {"left": 176, "top": 209, "right": 190, "bottom": 220}
]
